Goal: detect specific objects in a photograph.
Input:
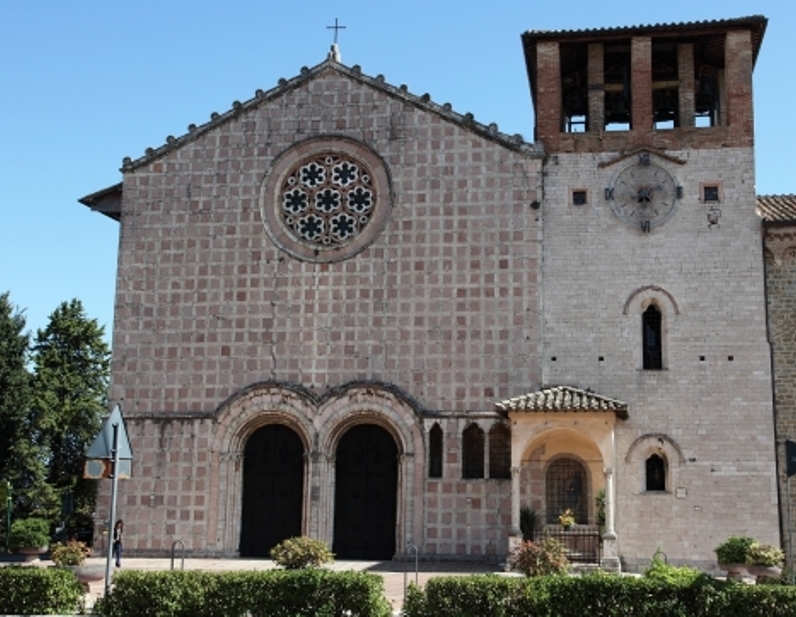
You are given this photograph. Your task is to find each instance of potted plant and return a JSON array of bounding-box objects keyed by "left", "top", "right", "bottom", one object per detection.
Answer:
[
  {"left": 51, "top": 539, "right": 104, "bottom": 589},
  {"left": 51, "top": 540, "right": 91, "bottom": 566},
  {"left": 714, "top": 535, "right": 755, "bottom": 580},
  {"left": 558, "top": 508, "right": 576, "bottom": 531},
  {"left": 745, "top": 542, "right": 784, "bottom": 582},
  {"left": 9, "top": 518, "right": 50, "bottom": 561}
]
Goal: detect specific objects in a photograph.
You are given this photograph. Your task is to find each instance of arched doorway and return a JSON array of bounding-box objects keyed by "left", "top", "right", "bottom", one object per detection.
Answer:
[
  {"left": 545, "top": 457, "right": 589, "bottom": 524},
  {"left": 333, "top": 424, "right": 398, "bottom": 559},
  {"left": 239, "top": 424, "right": 304, "bottom": 556}
]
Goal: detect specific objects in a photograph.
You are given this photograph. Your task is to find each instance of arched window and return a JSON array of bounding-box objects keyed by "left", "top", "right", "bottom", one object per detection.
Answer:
[
  {"left": 642, "top": 304, "right": 663, "bottom": 370},
  {"left": 462, "top": 424, "right": 484, "bottom": 479},
  {"left": 646, "top": 453, "right": 667, "bottom": 491},
  {"left": 546, "top": 458, "right": 588, "bottom": 524},
  {"left": 429, "top": 423, "right": 443, "bottom": 479},
  {"left": 488, "top": 424, "right": 511, "bottom": 479}
]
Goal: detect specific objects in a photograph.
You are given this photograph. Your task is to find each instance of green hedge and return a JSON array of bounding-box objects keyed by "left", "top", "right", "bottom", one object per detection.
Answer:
[
  {"left": 0, "top": 566, "right": 83, "bottom": 615},
  {"left": 403, "top": 573, "right": 796, "bottom": 617},
  {"left": 95, "top": 569, "right": 392, "bottom": 617}
]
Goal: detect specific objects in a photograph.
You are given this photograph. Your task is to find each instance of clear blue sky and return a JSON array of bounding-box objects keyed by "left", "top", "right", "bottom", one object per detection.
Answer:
[{"left": 2, "top": 1, "right": 794, "bottom": 341}]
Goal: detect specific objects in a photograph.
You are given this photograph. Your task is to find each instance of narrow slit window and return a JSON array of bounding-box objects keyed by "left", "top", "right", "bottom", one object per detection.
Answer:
[
  {"left": 462, "top": 424, "right": 485, "bottom": 479},
  {"left": 646, "top": 454, "right": 667, "bottom": 491},
  {"left": 642, "top": 305, "right": 663, "bottom": 370},
  {"left": 429, "top": 423, "right": 443, "bottom": 479}
]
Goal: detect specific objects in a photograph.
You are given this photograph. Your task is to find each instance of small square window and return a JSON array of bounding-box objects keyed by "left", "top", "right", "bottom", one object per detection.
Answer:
[
  {"left": 703, "top": 186, "right": 720, "bottom": 202},
  {"left": 700, "top": 182, "right": 722, "bottom": 203},
  {"left": 572, "top": 190, "right": 587, "bottom": 206}
]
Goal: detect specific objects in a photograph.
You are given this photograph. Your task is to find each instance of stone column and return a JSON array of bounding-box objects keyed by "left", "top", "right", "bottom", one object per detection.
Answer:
[
  {"left": 507, "top": 465, "right": 523, "bottom": 563},
  {"left": 315, "top": 452, "right": 333, "bottom": 545},
  {"left": 587, "top": 43, "right": 604, "bottom": 132},
  {"left": 219, "top": 450, "right": 243, "bottom": 555},
  {"left": 601, "top": 467, "right": 620, "bottom": 571}
]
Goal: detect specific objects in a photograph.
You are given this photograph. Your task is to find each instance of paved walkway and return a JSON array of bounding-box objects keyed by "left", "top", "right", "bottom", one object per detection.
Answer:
[{"left": 55, "top": 556, "right": 515, "bottom": 614}]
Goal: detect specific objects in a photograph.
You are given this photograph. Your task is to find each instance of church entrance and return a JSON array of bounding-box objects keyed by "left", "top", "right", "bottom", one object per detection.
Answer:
[
  {"left": 333, "top": 424, "right": 398, "bottom": 559},
  {"left": 239, "top": 424, "right": 304, "bottom": 557}
]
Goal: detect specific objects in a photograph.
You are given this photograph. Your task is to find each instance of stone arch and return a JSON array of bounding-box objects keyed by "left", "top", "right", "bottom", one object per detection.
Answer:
[
  {"left": 207, "top": 381, "right": 424, "bottom": 558},
  {"left": 213, "top": 381, "right": 316, "bottom": 455},
  {"left": 625, "top": 433, "right": 685, "bottom": 464},
  {"left": 316, "top": 383, "right": 424, "bottom": 559},
  {"left": 210, "top": 382, "right": 317, "bottom": 556},
  {"left": 622, "top": 284, "right": 680, "bottom": 315},
  {"left": 623, "top": 287, "right": 677, "bottom": 371},
  {"left": 516, "top": 426, "right": 607, "bottom": 526},
  {"left": 625, "top": 433, "right": 685, "bottom": 494}
]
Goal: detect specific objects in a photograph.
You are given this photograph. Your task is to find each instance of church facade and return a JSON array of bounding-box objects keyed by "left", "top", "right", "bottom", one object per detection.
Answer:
[{"left": 81, "top": 15, "right": 780, "bottom": 571}]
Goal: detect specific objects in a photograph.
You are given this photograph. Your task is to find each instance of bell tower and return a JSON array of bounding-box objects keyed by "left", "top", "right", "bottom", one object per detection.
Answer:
[
  {"left": 518, "top": 16, "right": 778, "bottom": 572},
  {"left": 522, "top": 16, "right": 766, "bottom": 154}
]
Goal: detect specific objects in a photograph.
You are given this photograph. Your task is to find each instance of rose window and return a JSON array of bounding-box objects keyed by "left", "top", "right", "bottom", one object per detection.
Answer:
[{"left": 279, "top": 153, "right": 375, "bottom": 248}]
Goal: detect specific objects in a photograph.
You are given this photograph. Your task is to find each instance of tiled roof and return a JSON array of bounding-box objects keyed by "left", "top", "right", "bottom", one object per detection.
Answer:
[
  {"left": 495, "top": 385, "right": 628, "bottom": 419},
  {"left": 117, "top": 59, "right": 541, "bottom": 173},
  {"left": 78, "top": 183, "right": 123, "bottom": 221},
  {"left": 757, "top": 195, "right": 796, "bottom": 223},
  {"left": 522, "top": 15, "right": 766, "bottom": 49}
]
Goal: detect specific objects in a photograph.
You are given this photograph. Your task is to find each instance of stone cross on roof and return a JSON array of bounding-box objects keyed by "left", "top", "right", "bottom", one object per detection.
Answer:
[{"left": 327, "top": 17, "right": 346, "bottom": 45}]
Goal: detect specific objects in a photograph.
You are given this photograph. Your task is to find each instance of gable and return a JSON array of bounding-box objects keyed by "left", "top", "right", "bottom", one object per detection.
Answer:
[{"left": 119, "top": 60, "right": 542, "bottom": 174}]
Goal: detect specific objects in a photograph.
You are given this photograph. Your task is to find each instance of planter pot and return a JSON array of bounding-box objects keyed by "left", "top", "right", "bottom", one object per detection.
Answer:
[
  {"left": 16, "top": 546, "right": 48, "bottom": 562},
  {"left": 747, "top": 564, "right": 782, "bottom": 583},
  {"left": 62, "top": 564, "right": 106, "bottom": 594},
  {"left": 66, "top": 564, "right": 106, "bottom": 584},
  {"left": 718, "top": 562, "right": 747, "bottom": 581}
]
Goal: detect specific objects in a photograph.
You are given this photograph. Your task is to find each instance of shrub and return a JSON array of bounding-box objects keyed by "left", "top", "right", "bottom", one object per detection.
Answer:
[
  {"left": 51, "top": 539, "right": 91, "bottom": 565},
  {"left": 9, "top": 517, "right": 50, "bottom": 551},
  {"left": 509, "top": 537, "right": 569, "bottom": 577},
  {"left": 270, "top": 535, "right": 334, "bottom": 569},
  {"left": 95, "top": 569, "right": 391, "bottom": 617},
  {"left": 715, "top": 535, "right": 755, "bottom": 564},
  {"left": 746, "top": 542, "right": 784, "bottom": 567},
  {"left": 595, "top": 489, "right": 606, "bottom": 532},
  {"left": 644, "top": 549, "right": 707, "bottom": 585},
  {"left": 0, "top": 566, "right": 82, "bottom": 615},
  {"left": 402, "top": 572, "right": 796, "bottom": 617}
]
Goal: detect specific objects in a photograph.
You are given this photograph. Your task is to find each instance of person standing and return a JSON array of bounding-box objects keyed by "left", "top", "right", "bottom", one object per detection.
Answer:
[{"left": 112, "top": 520, "right": 123, "bottom": 567}]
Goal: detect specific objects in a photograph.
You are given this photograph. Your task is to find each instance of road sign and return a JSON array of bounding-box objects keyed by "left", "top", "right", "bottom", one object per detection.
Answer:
[
  {"left": 86, "top": 404, "right": 133, "bottom": 461},
  {"left": 83, "top": 458, "right": 132, "bottom": 479}
]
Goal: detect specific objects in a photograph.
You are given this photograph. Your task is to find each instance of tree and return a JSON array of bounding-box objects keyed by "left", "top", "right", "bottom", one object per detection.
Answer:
[
  {"left": 0, "top": 293, "right": 31, "bottom": 481},
  {"left": 29, "top": 299, "right": 110, "bottom": 532},
  {"left": 0, "top": 293, "right": 35, "bottom": 531}
]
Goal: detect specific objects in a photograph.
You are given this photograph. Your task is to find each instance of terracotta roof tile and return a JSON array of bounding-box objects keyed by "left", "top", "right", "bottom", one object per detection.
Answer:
[
  {"left": 495, "top": 385, "right": 628, "bottom": 419},
  {"left": 757, "top": 195, "right": 796, "bottom": 223}
]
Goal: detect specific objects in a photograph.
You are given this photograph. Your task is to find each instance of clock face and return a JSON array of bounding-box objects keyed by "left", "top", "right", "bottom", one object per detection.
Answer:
[{"left": 609, "top": 160, "right": 679, "bottom": 232}]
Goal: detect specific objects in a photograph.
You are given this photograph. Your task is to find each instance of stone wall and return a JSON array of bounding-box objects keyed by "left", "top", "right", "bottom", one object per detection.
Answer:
[
  {"left": 540, "top": 147, "right": 777, "bottom": 570},
  {"left": 765, "top": 227, "right": 796, "bottom": 559},
  {"left": 102, "top": 64, "right": 543, "bottom": 558}
]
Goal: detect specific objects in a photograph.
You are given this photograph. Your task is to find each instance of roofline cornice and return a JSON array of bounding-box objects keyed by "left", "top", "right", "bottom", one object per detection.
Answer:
[{"left": 119, "top": 60, "right": 543, "bottom": 173}]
